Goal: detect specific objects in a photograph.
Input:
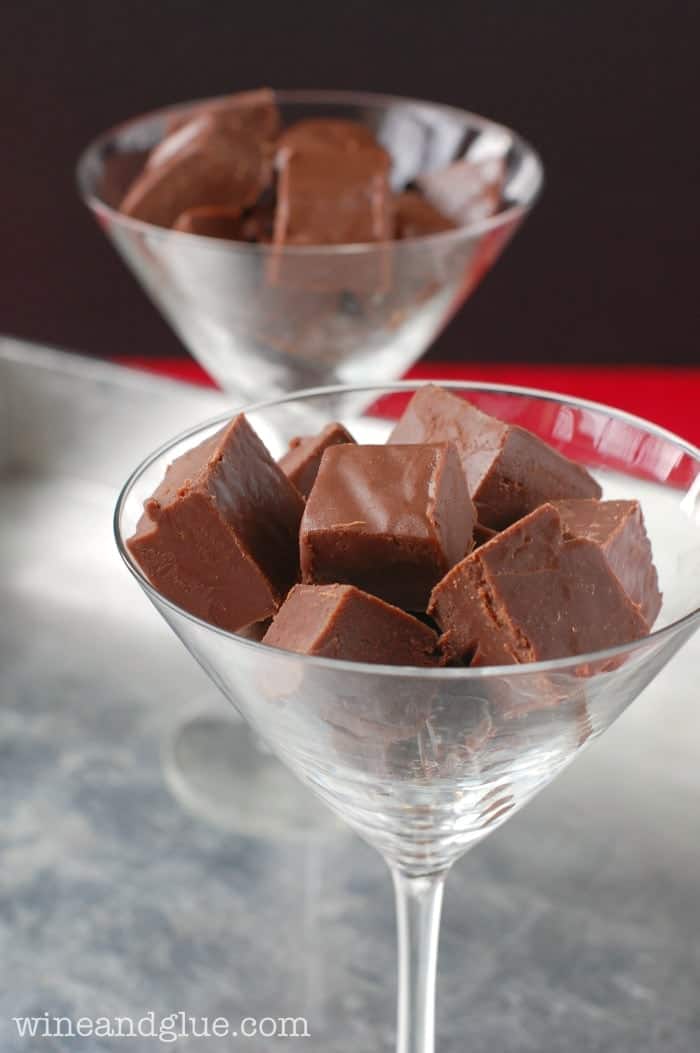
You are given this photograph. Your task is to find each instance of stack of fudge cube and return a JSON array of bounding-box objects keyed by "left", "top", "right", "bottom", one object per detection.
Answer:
[{"left": 128, "top": 385, "right": 661, "bottom": 668}]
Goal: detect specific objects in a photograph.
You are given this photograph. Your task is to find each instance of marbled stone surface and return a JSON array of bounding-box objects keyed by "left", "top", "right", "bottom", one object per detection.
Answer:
[{"left": 1, "top": 342, "right": 699, "bottom": 1051}]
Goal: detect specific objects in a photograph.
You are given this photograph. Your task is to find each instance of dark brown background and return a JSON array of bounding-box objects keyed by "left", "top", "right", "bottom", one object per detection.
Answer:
[{"left": 4, "top": 0, "right": 699, "bottom": 366}]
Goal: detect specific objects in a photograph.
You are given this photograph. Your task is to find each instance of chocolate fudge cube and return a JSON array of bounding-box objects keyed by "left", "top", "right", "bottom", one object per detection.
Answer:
[
  {"left": 551, "top": 498, "right": 662, "bottom": 625},
  {"left": 127, "top": 414, "right": 304, "bottom": 632},
  {"left": 389, "top": 385, "right": 601, "bottom": 529},
  {"left": 429, "top": 504, "right": 650, "bottom": 666},
  {"left": 393, "top": 192, "right": 456, "bottom": 239},
  {"left": 279, "top": 422, "right": 356, "bottom": 498},
  {"left": 273, "top": 144, "right": 392, "bottom": 247},
  {"left": 300, "top": 442, "right": 475, "bottom": 610},
  {"left": 262, "top": 584, "right": 442, "bottom": 666},
  {"left": 120, "top": 113, "right": 271, "bottom": 229}
]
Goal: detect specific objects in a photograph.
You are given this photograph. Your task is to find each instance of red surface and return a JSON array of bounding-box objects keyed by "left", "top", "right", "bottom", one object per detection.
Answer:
[{"left": 113, "top": 357, "right": 700, "bottom": 447}]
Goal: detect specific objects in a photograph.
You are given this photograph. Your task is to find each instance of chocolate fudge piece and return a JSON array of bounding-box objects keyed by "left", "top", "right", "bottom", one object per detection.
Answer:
[
  {"left": 120, "top": 114, "right": 271, "bottom": 228},
  {"left": 165, "top": 87, "right": 280, "bottom": 141},
  {"left": 300, "top": 442, "right": 475, "bottom": 610},
  {"left": 263, "top": 584, "right": 442, "bottom": 666},
  {"left": 429, "top": 504, "right": 650, "bottom": 666},
  {"left": 551, "top": 499, "right": 662, "bottom": 625},
  {"left": 279, "top": 422, "right": 356, "bottom": 498},
  {"left": 416, "top": 157, "right": 503, "bottom": 225},
  {"left": 389, "top": 385, "right": 601, "bottom": 529},
  {"left": 393, "top": 191, "right": 457, "bottom": 239},
  {"left": 277, "top": 118, "right": 377, "bottom": 155},
  {"left": 273, "top": 145, "right": 392, "bottom": 246},
  {"left": 127, "top": 414, "right": 304, "bottom": 632}
]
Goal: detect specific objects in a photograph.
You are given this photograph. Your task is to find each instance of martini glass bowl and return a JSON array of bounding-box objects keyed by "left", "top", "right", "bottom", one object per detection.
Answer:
[
  {"left": 77, "top": 89, "right": 542, "bottom": 399},
  {"left": 115, "top": 382, "right": 700, "bottom": 1053}
]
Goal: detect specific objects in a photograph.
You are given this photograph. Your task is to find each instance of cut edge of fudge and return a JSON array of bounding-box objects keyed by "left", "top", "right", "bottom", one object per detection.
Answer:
[{"left": 551, "top": 498, "right": 662, "bottom": 627}]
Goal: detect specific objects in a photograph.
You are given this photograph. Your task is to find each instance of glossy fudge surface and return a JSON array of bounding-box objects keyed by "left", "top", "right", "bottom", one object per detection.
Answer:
[
  {"left": 127, "top": 414, "right": 304, "bottom": 633},
  {"left": 279, "top": 422, "right": 356, "bottom": 499},
  {"left": 552, "top": 498, "right": 662, "bottom": 625},
  {"left": 429, "top": 504, "right": 649, "bottom": 666},
  {"left": 300, "top": 442, "right": 474, "bottom": 610},
  {"left": 389, "top": 385, "right": 601, "bottom": 528},
  {"left": 262, "top": 584, "right": 441, "bottom": 666}
]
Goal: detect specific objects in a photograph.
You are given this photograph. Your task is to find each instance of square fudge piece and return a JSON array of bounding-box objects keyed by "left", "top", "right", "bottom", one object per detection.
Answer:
[
  {"left": 389, "top": 385, "right": 601, "bottom": 529},
  {"left": 273, "top": 144, "right": 392, "bottom": 246},
  {"left": 262, "top": 584, "right": 442, "bottom": 666},
  {"left": 429, "top": 503, "right": 650, "bottom": 666},
  {"left": 279, "top": 422, "right": 356, "bottom": 498},
  {"left": 551, "top": 499, "right": 661, "bottom": 626},
  {"left": 300, "top": 442, "right": 475, "bottom": 611},
  {"left": 128, "top": 414, "right": 304, "bottom": 633},
  {"left": 120, "top": 113, "right": 271, "bottom": 229}
]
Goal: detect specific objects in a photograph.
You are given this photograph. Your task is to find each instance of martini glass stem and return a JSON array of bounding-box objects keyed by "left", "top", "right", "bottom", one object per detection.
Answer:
[{"left": 392, "top": 867, "right": 448, "bottom": 1053}]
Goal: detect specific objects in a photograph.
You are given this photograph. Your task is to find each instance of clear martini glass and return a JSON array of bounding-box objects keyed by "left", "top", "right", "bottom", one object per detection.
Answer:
[
  {"left": 76, "top": 89, "right": 543, "bottom": 399},
  {"left": 115, "top": 381, "right": 700, "bottom": 1053},
  {"left": 79, "top": 90, "right": 543, "bottom": 834}
]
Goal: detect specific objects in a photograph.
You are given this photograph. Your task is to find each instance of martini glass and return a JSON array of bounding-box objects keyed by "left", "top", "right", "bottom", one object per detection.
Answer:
[
  {"left": 79, "top": 90, "right": 543, "bottom": 834},
  {"left": 115, "top": 382, "right": 699, "bottom": 1053},
  {"left": 76, "top": 89, "right": 543, "bottom": 399}
]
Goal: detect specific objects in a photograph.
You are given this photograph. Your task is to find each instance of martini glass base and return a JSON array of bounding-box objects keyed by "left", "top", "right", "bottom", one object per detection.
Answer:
[{"left": 162, "top": 708, "right": 343, "bottom": 838}]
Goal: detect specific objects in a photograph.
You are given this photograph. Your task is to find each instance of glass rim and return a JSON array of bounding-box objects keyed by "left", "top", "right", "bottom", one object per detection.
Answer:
[
  {"left": 114, "top": 378, "right": 700, "bottom": 681},
  {"left": 76, "top": 87, "right": 544, "bottom": 255}
]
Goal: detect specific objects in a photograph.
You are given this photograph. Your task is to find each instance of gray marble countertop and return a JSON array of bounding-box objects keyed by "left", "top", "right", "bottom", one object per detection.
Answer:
[{"left": 1, "top": 340, "right": 699, "bottom": 1052}]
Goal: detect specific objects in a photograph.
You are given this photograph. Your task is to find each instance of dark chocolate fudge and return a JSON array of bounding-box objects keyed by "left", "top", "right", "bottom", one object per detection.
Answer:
[
  {"left": 279, "top": 422, "right": 356, "bottom": 498},
  {"left": 127, "top": 414, "right": 304, "bottom": 632},
  {"left": 273, "top": 145, "right": 392, "bottom": 246},
  {"left": 300, "top": 442, "right": 475, "bottom": 610},
  {"left": 429, "top": 504, "right": 650, "bottom": 666},
  {"left": 389, "top": 385, "right": 601, "bottom": 528},
  {"left": 120, "top": 114, "right": 271, "bottom": 228},
  {"left": 551, "top": 498, "right": 662, "bottom": 625},
  {"left": 262, "top": 584, "right": 442, "bottom": 666}
]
